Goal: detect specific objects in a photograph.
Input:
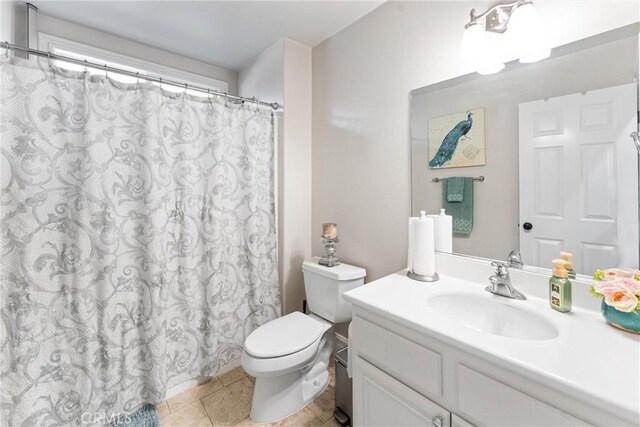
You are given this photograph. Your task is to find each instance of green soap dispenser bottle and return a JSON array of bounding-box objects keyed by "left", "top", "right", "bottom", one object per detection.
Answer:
[
  {"left": 560, "top": 251, "right": 576, "bottom": 279},
  {"left": 550, "top": 259, "right": 572, "bottom": 313}
]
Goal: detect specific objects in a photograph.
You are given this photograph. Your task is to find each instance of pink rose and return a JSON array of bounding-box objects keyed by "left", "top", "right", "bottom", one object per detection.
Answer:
[
  {"left": 620, "top": 277, "right": 640, "bottom": 294},
  {"left": 594, "top": 279, "right": 638, "bottom": 297},
  {"left": 603, "top": 289, "right": 638, "bottom": 313},
  {"left": 594, "top": 282, "right": 619, "bottom": 299},
  {"left": 602, "top": 268, "right": 634, "bottom": 280}
]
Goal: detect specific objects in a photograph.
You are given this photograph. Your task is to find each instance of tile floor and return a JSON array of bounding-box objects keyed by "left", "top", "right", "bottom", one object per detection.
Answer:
[{"left": 158, "top": 360, "right": 341, "bottom": 427}]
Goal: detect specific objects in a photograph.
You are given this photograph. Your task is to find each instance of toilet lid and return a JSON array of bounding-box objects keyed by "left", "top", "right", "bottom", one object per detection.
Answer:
[{"left": 244, "top": 312, "right": 324, "bottom": 358}]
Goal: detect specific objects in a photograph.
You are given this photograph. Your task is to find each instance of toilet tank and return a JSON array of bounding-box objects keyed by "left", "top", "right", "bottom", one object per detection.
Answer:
[{"left": 302, "top": 258, "right": 366, "bottom": 323}]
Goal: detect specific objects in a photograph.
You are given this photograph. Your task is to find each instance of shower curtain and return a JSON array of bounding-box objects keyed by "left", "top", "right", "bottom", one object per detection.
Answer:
[{"left": 0, "top": 56, "right": 280, "bottom": 426}]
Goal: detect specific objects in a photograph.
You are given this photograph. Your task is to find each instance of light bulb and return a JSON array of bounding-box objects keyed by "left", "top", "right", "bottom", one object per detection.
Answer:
[
  {"left": 460, "top": 21, "right": 505, "bottom": 74},
  {"left": 460, "top": 22, "right": 485, "bottom": 68},
  {"left": 509, "top": 1, "right": 551, "bottom": 63},
  {"left": 520, "top": 49, "right": 551, "bottom": 63},
  {"left": 478, "top": 63, "right": 506, "bottom": 75}
]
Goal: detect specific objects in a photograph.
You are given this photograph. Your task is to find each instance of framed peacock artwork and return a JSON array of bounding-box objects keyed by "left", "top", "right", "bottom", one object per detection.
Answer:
[{"left": 428, "top": 108, "right": 486, "bottom": 169}]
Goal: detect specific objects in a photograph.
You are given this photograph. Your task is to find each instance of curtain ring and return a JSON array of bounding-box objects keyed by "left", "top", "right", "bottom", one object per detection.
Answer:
[
  {"left": 83, "top": 59, "right": 88, "bottom": 72},
  {"left": 224, "top": 92, "right": 228, "bottom": 108},
  {"left": 135, "top": 72, "right": 140, "bottom": 87},
  {"left": 159, "top": 77, "right": 163, "bottom": 90},
  {"left": 207, "top": 88, "right": 212, "bottom": 105},
  {"left": 3, "top": 42, "right": 8, "bottom": 58},
  {"left": 103, "top": 63, "right": 108, "bottom": 78},
  {"left": 47, "top": 51, "right": 53, "bottom": 68},
  {"left": 184, "top": 82, "right": 188, "bottom": 95}
]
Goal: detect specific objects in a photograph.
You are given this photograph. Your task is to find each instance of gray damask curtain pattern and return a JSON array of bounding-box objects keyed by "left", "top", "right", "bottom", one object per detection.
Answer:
[{"left": 0, "top": 56, "right": 280, "bottom": 426}]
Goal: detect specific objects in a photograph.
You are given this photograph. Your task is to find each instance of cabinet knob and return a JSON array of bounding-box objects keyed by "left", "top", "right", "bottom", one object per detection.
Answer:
[{"left": 432, "top": 415, "right": 444, "bottom": 427}]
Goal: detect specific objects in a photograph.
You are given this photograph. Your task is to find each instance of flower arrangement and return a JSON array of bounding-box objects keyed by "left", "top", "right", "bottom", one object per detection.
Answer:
[{"left": 590, "top": 268, "right": 640, "bottom": 333}]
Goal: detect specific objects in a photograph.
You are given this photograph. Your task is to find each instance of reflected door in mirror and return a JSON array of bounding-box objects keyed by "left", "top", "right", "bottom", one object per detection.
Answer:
[{"left": 518, "top": 83, "right": 639, "bottom": 275}]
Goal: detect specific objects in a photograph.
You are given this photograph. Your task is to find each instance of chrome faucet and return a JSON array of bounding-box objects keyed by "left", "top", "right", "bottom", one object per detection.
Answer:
[
  {"left": 485, "top": 261, "right": 526, "bottom": 300},
  {"left": 507, "top": 249, "right": 524, "bottom": 269}
]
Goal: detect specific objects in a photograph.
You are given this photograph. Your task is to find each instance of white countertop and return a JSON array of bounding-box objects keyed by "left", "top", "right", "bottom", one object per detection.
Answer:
[{"left": 344, "top": 263, "right": 640, "bottom": 424}]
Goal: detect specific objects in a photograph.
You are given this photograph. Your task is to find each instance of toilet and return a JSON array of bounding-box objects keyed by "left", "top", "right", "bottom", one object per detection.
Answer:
[{"left": 241, "top": 258, "right": 366, "bottom": 423}]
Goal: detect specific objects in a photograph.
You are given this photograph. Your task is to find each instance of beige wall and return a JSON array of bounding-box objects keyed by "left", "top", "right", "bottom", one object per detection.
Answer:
[
  {"left": 238, "top": 40, "right": 285, "bottom": 105},
  {"left": 239, "top": 39, "right": 313, "bottom": 315},
  {"left": 312, "top": 1, "right": 640, "bottom": 282},
  {"left": 0, "top": 1, "right": 16, "bottom": 44},
  {"left": 281, "top": 39, "right": 313, "bottom": 315},
  {"left": 36, "top": 14, "right": 237, "bottom": 93},
  {"left": 2, "top": 1, "right": 30, "bottom": 49}
]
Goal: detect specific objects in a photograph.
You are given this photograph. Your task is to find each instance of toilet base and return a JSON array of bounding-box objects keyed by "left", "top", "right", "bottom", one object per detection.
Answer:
[{"left": 249, "top": 338, "right": 332, "bottom": 423}]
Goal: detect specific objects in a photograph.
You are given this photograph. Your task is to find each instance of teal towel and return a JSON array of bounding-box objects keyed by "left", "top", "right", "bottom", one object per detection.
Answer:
[
  {"left": 446, "top": 177, "right": 465, "bottom": 202},
  {"left": 112, "top": 404, "right": 159, "bottom": 427},
  {"left": 443, "top": 177, "right": 473, "bottom": 235}
]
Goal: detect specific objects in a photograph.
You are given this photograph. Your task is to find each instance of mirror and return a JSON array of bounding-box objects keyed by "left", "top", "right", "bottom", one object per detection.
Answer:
[{"left": 411, "top": 24, "right": 639, "bottom": 278}]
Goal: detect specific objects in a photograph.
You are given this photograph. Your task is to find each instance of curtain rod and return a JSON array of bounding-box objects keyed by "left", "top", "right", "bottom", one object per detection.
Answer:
[{"left": 1, "top": 42, "right": 281, "bottom": 110}]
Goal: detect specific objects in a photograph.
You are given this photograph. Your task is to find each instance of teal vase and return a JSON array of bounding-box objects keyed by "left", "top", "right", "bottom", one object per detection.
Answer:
[{"left": 601, "top": 300, "right": 640, "bottom": 334}]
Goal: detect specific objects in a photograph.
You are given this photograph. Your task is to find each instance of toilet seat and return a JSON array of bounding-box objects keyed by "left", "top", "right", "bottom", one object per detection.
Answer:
[
  {"left": 242, "top": 334, "right": 324, "bottom": 377},
  {"left": 242, "top": 312, "right": 332, "bottom": 378},
  {"left": 245, "top": 312, "right": 324, "bottom": 358}
]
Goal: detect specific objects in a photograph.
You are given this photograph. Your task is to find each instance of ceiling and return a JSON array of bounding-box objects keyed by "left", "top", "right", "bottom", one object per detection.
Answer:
[{"left": 35, "top": 0, "right": 384, "bottom": 71}]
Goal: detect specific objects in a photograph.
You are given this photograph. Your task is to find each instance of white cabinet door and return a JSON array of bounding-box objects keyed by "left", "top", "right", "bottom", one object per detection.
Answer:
[
  {"left": 451, "top": 414, "right": 475, "bottom": 427},
  {"left": 518, "top": 83, "right": 638, "bottom": 274},
  {"left": 354, "top": 357, "right": 450, "bottom": 427}
]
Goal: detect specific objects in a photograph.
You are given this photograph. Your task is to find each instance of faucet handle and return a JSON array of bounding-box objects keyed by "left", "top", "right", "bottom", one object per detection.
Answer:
[{"left": 491, "top": 261, "right": 509, "bottom": 277}]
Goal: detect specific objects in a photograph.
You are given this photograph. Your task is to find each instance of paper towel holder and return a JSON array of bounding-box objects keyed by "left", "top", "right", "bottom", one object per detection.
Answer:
[{"left": 407, "top": 271, "right": 440, "bottom": 282}]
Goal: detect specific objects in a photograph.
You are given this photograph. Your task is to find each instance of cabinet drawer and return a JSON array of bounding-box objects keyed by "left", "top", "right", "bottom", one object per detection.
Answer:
[
  {"left": 354, "top": 357, "right": 450, "bottom": 427},
  {"left": 354, "top": 316, "right": 442, "bottom": 398},
  {"left": 457, "top": 365, "right": 589, "bottom": 426}
]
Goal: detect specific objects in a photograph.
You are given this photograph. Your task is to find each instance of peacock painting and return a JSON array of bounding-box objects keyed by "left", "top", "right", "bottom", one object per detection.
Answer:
[{"left": 428, "top": 108, "right": 486, "bottom": 169}]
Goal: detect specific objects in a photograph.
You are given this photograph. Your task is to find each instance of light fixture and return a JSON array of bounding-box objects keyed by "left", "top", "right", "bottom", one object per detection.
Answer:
[{"left": 460, "top": 1, "right": 550, "bottom": 74}]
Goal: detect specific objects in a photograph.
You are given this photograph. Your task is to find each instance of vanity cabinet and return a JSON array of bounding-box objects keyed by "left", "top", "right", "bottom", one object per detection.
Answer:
[{"left": 351, "top": 313, "right": 621, "bottom": 427}]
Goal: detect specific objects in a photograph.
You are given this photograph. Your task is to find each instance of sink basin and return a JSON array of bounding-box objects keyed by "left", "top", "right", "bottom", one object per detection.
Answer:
[{"left": 428, "top": 294, "right": 559, "bottom": 341}]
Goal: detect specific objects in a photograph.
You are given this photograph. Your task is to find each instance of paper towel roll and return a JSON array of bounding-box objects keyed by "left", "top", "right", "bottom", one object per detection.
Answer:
[
  {"left": 408, "top": 213, "right": 436, "bottom": 276},
  {"left": 428, "top": 209, "right": 453, "bottom": 253}
]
